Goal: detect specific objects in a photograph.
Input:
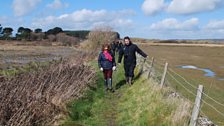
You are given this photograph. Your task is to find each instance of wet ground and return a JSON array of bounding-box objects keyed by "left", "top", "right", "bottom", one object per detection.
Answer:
[
  {"left": 0, "top": 45, "right": 77, "bottom": 70},
  {"left": 177, "top": 65, "right": 224, "bottom": 81}
]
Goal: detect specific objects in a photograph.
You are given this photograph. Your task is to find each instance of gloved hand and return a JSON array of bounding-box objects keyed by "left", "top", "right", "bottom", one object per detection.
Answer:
[
  {"left": 100, "top": 67, "right": 103, "bottom": 71},
  {"left": 112, "top": 66, "right": 116, "bottom": 71},
  {"left": 144, "top": 56, "right": 148, "bottom": 60}
]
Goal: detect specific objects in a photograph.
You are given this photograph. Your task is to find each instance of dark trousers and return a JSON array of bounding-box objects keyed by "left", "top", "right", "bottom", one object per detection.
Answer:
[
  {"left": 103, "top": 69, "right": 112, "bottom": 79},
  {"left": 124, "top": 63, "right": 136, "bottom": 78},
  {"left": 103, "top": 69, "right": 113, "bottom": 90}
]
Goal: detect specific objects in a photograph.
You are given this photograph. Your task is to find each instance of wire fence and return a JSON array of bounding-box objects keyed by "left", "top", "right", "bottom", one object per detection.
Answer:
[{"left": 136, "top": 54, "right": 224, "bottom": 126}]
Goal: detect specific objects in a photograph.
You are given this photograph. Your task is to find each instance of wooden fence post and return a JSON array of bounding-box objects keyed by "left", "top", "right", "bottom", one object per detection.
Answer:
[
  {"left": 139, "top": 58, "right": 146, "bottom": 75},
  {"left": 136, "top": 53, "right": 139, "bottom": 64},
  {"left": 160, "top": 62, "right": 168, "bottom": 88},
  {"left": 148, "top": 57, "right": 154, "bottom": 79},
  {"left": 189, "top": 85, "right": 204, "bottom": 126}
]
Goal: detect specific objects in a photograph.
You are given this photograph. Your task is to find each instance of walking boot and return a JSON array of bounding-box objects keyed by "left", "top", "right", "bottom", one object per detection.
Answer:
[
  {"left": 128, "top": 77, "right": 133, "bottom": 86},
  {"left": 108, "top": 78, "right": 115, "bottom": 93},
  {"left": 104, "top": 79, "right": 109, "bottom": 92},
  {"left": 126, "top": 76, "right": 129, "bottom": 85}
]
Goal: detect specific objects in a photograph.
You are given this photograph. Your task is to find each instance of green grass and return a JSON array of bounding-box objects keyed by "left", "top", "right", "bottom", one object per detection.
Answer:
[
  {"left": 140, "top": 45, "right": 224, "bottom": 124},
  {"left": 62, "top": 61, "right": 191, "bottom": 126},
  {"left": 0, "top": 61, "right": 52, "bottom": 77}
]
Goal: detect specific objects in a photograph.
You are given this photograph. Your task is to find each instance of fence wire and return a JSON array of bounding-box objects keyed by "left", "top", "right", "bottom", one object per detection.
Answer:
[{"left": 137, "top": 55, "right": 224, "bottom": 125}]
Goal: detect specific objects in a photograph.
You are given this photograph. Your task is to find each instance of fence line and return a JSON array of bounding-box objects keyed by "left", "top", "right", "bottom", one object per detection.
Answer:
[
  {"left": 136, "top": 54, "right": 224, "bottom": 125},
  {"left": 201, "top": 91, "right": 224, "bottom": 108},
  {"left": 168, "top": 68, "right": 224, "bottom": 108},
  {"left": 144, "top": 56, "right": 224, "bottom": 108},
  {"left": 167, "top": 64, "right": 224, "bottom": 124},
  {"left": 201, "top": 99, "right": 224, "bottom": 118},
  {"left": 168, "top": 68, "right": 198, "bottom": 89},
  {"left": 167, "top": 71, "right": 197, "bottom": 97}
]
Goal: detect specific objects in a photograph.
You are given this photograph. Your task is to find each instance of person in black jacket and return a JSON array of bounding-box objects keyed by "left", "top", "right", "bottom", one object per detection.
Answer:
[
  {"left": 111, "top": 41, "right": 117, "bottom": 56},
  {"left": 118, "top": 36, "right": 147, "bottom": 85},
  {"left": 117, "top": 40, "right": 124, "bottom": 53},
  {"left": 98, "top": 44, "right": 116, "bottom": 92}
]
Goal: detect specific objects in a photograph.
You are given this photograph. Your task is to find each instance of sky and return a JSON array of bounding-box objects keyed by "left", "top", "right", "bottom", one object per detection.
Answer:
[{"left": 1, "top": 0, "right": 224, "bottom": 39}]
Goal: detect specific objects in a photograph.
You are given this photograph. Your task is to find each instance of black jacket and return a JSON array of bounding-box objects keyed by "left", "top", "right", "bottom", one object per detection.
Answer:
[
  {"left": 111, "top": 42, "right": 117, "bottom": 52},
  {"left": 118, "top": 43, "right": 147, "bottom": 65},
  {"left": 117, "top": 43, "right": 123, "bottom": 52},
  {"left": 98, "top": 51, "right": 116, "bottom": 70}
]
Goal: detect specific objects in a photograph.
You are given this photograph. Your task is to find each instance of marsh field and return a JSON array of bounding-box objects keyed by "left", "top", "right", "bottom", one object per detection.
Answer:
[
  {"left": 0, "top": 45, "right": 78, "bottom": 76},
  {"left": 139, "top": 44, "right": 224, "bottom": 124}
]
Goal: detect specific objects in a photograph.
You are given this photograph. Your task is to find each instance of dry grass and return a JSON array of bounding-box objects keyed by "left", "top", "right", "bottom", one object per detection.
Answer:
[{"left": 170, "top": 99, "right": 191, "bottom": 126}]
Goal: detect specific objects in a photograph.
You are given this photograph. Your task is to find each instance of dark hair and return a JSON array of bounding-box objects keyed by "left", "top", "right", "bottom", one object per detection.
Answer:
[
  {"left": 124, "top": 36, "right": 130, "bottom": 41},
  {"left": 101, "top": 43, "right": 111, "bottom": 52}
]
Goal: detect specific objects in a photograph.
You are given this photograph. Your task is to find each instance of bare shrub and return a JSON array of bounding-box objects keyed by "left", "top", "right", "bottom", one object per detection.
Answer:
[
  {"left": 56, "top": 33, "right": 79, "bottom": 46},
  {"left": 30, "top": 32, "right": 45, "bottom": 41},
  {"left": 47, "top": 35, "right": 56, "bottom": 42},
  {"left": 85, "top": 25, "right": 119, "bottom": 50},
  {"left": 0, "top": 53, "right": 95, "bottom": 126}
]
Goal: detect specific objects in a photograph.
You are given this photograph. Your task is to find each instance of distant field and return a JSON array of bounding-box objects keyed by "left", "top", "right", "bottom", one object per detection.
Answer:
[
  {"left": 0, "top": 45, "right": 77, "bottom": 74},
  {"left": 132, "top": 38, "right": 224, "bottom": 44},
  {"left": 140, "top": 44, "right": 224, "bottom": 125},
  {"left": 139, "top": 42, "right": 224, "bottom": 47}
]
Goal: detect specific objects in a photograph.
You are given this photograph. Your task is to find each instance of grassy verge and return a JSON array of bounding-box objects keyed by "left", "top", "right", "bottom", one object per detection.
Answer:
[
  {"left": 140, "top": 45, "right": 224, "bottom": 124},
  {"left": 62, "top": 61, "right": 191, "bottom": 126}
]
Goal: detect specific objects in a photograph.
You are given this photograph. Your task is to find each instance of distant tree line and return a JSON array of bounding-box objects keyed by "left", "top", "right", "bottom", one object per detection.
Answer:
[
  {"left": 0, "top": 25, "right": 64, "bottom": 41},
  {"left": 0, "top": 24, "right": 94, "bottom": 41},
  {"left": 0, "top": 24, "right": 120, "bottom": 47}
]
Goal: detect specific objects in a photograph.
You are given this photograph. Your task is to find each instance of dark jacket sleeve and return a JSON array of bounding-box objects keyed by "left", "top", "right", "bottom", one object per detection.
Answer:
[
  {"left": 112, "top": 53, "right": 116, "bottom": 66},
  {"left": 136, "top": 45, "right": 147, "bottom": 58},
  {"left": 98, "top": 53, "right": 102, "bottom": 68},
  {"left": 118, "top": 48, "right": 124, "bottom": 63}
]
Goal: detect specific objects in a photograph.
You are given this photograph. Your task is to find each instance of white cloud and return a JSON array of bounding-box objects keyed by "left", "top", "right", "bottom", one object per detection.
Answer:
[
  {"left": 167, "top": 0, "right": 223, "bottom": 14},
  {"left": 47, "top": 0, "right": 69, "bottom": 9},
  {"left": 204, "top": 20, "right": 224, "bottom": 30},
  {"left": 142, "top": 0, "right": 223, "bottom": 16},
  {"left": 31, "top": 9, "right": 134, "bottom": 31},
  {"left": 202, "top": 19, "right": 224, "bottom": 36},
  {"left": 0, "top": 16, "right": 8, "bottom": 25},
  {"left": 150, "top": 18, "right": 199, "bottom": 31},
  {"left": 12, "top": 0, "right": 42, "bottom": 17},
  {"left": 146, "top": 18, "right": 224, "bottom": 39},
  {"left": 0, "top": 16, "right": 24, "bottom": 28},
  {"left": 141, "top": 0, "right": 165, "bottom": 16}
]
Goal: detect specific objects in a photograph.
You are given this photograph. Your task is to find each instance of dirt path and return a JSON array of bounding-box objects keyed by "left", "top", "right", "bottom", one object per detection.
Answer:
[{"left": 102, "top": 88, "right": 123, "bottom": 126}]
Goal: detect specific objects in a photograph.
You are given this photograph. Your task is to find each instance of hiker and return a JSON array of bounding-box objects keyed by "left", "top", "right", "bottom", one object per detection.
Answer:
[
  {"left": 117, "top": 40, "right": 123, "bottom": 53},
  {"left": 111, "top": 41, "right": 117, "bottom": 56},
  {"left": 118, "top": 36, "right": 148, "bottom": 85},
  {"left": 98, "top": 44, "right": 117, "bottom": 92}
]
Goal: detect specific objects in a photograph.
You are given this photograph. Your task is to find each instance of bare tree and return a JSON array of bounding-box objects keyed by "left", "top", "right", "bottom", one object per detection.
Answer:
[{"left": 87, "top": 25, "right": 118, "bottom": 50}]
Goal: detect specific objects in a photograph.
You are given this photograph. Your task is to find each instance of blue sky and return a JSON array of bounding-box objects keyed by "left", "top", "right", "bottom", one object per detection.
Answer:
[{"left": 1, "top": 0, "right": 224, "bottom": 39}]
